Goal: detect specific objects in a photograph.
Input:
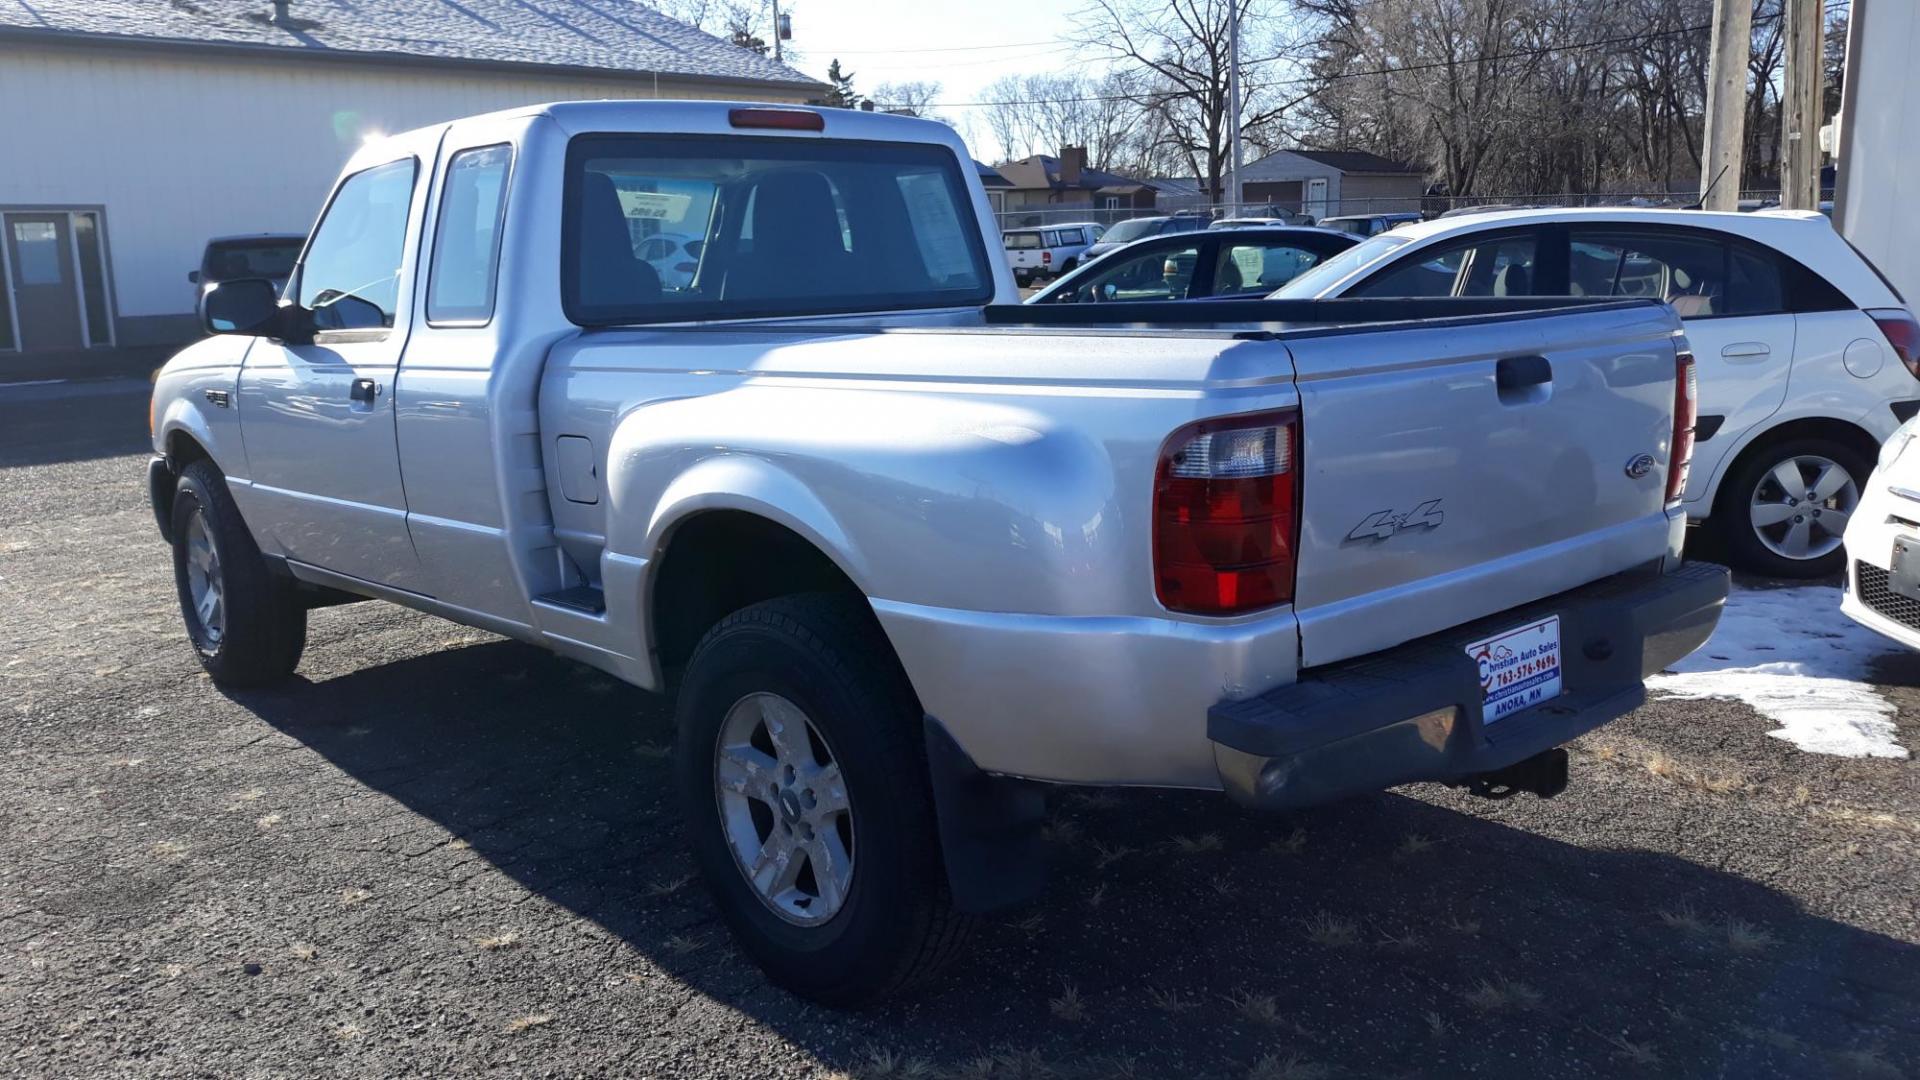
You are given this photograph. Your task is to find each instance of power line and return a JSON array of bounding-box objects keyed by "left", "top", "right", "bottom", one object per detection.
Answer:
[
  {"left": 820, "top": 39, "right": 1063, "bottom": 55},
  {"left": 873, "top": 2, "right": 1847, "bottom": 112}
]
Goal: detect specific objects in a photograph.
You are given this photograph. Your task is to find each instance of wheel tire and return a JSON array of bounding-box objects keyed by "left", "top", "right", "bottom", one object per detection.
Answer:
[
  {"left": 1714, "top": 435, "right": 1870, "bottom": 579},
  {"left": 170, "top": 459, "right": 307, "bottom": 686},
  {"left": 1060, "top": 258, "right": 1078, "bottom": 274},
  {"left": 674, "top": 593, "right": 970, "bottom": 1006}
]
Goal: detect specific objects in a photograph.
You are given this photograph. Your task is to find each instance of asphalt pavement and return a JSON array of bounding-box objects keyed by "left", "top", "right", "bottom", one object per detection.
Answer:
[{"left": 1, "top": 380, "right": 1915, "bottom": 1079}]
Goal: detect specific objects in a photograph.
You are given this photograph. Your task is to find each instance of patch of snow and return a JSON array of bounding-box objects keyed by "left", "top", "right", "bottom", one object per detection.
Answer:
[{"left": 1646, "top": 584, "right": 1909, "bottom": 759}]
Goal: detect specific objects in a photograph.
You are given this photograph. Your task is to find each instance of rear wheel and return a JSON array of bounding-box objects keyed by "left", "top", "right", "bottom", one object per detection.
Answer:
[
  {"left": 1715, "top": 436, "right": 1867, "bottom": 579},
  {"left": 674, "top": 594, "right": 969, "bottom": 1006},
  {"left": 170, "top": 460, "right": 307, "bottom": 686}
]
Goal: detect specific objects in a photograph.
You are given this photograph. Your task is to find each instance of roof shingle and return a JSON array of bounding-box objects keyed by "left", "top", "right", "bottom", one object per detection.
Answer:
[{"left": 0, "top": 0, "right": 820, "bottom": 89}]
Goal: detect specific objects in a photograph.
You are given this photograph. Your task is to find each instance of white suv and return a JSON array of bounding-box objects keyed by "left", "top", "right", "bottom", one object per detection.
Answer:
[{"left": 1278, "top": 207, "right": 1920, "bottom": 577}]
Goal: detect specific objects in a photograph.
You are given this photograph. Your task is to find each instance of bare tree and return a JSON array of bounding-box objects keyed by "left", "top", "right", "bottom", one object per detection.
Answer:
[
  {"left": 1071, "top": 0, "right": 1316, "bottom": 197},
  {"left": 871, "top": 81, "right": 945, "bottom": 116}
]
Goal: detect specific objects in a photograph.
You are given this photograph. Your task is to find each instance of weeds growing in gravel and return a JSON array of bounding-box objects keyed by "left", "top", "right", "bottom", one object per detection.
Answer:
[
  {"left": 1148, "top": 986, "right": 1197, "bottom": 1013},
  {"left": 664, "top": 934, "right": 704, "bottom": 955},
  {"left": 1268, "top": 827, "right": 1308, "bottom": 856},
  {"left": 1301, "top": 911, "right": 1360, "bottom": 947},
  {"left": 1395, "top": 833, "right": 1436, "bottom": 857},
  {"left": 1228, "top": 990, "right": 1283, "bottom": 1026},
  {"left": 1658, "top": 900, "right": 1705, "bottom": 932},
  {"left": 1722, "top": 917, "right": 1779, "bottom": 954},
  {"left": 646, "top": 874, "right": 694, "bottom": 898},
  {"left": 1171, "top": 832, "right": 1224, "bottom": 854},
  {"left": 1092, "top": 841, "right": 1133, "bottom": 870},
  {"left": 1462, "top": 976, "right": 1542, "bottom": 1012},
  {"left": 474, "top": 932, "right": 520, "bottom": 951},
  {"left": 1048, "top": 982, "right": 1086, "bottom": 1022},
  {"left": 1247, "top": 1052, "right": 1331, "bottom": 1080},
  {"left": 504, "top": 1013, "right": 553, "bottom": 1033},
  {"left": 1424, "top": 1011, "right": 1454, "bottom": 1038}
]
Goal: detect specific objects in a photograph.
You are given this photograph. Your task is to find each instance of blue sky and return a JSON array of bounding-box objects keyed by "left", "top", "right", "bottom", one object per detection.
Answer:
[{"left": 778, "top": 0, "right": 1089, "bottom": 154}]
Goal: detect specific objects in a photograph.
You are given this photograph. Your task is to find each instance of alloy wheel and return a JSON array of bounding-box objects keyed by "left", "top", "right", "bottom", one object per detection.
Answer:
[
  {"left": 183, "top": 510, "right": 225, "bottom": 645},
  {"left": 713, "top": 692, "right": 855, "bottom": 926},
  {"left": 1748, "top": 453, "right": 1858, "bottom": 562}
]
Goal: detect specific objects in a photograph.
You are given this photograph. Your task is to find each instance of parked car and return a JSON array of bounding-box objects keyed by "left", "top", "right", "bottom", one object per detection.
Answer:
[
  {"left": 1275, "top": 206, "right": 1920, "bottom": 577},
  {"left": 1317, "top": 212, "right": 1423, "bottom": 237},
  {"left": 1002, "top": 222, "right": 1103, "bottom": 285},
  {"left": 1211, "top": 212, "right": 1315, "bottom": 228},
  {"left": 1080, "top": 212, "right": 1208, "bottom": 261},
  {"left": 152, "top": 101, "right": 1725, "bottom": 1006},
  {"left": 1843, "top": 410, "right": 1920, "bottom": 650},
  {"left": 189, "top": 233, "right": 303, "bottom": 320},
  {"left": 1027, "top": 225, "right": 1357, "bottom": 304},
  {"left": 635, "top": 230, "right": 703, "bottom": 289}
]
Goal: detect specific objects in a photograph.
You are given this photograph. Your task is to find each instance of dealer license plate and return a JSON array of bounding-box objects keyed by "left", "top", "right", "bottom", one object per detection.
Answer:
[{"left": 1466, "top": 616, "right": 1563, "bottom": 724}]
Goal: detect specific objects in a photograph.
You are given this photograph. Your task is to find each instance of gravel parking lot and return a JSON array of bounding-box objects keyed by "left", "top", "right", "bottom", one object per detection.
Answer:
[{"left": 3, "top": 380, "right": 1917, "bottom": 1079}]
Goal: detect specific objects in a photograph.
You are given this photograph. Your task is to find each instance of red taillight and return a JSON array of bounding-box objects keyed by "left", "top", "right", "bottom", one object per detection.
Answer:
[
  {"left": 727, "top": 107, "right": 825, "bottom": 131},
  {"left": 1042, "top": 251, "right": 1052, "bottom": 264},
  {"left": 1153, "top": 412, "right": 1299, "bottom": 615},
  {"left": 1668, "top": 349, "right": 1697, "bottom": 504},
  {"left": 1868, "top": 308, "right": 1920, "bottom": 380}
]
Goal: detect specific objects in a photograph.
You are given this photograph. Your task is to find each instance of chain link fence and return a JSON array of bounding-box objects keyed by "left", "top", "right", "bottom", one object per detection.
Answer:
[{"left": 993, "top": 189, "right": 1802, "bottom": 234}]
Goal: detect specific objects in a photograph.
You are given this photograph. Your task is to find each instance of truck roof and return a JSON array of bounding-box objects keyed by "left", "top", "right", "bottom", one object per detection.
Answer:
[{"left": 367, "top": 99, "right": 963, "bottom": 152}]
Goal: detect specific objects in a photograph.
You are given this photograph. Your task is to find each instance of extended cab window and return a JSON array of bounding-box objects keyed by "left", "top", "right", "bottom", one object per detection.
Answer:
[
  {"left": 297, "top": 158, "right": 417, "bottom": 331},
  {"left": 564, "top": 135, "right": 992, "bottom": 325},
  {"left": 428, "top": 144, "right": 512, "bottom": 324}
]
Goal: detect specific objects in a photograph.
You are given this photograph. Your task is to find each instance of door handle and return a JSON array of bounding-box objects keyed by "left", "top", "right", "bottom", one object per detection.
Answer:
[
  {"left": 1496, "top": 354, "right": 1552, "bottom": 389},
  {"left": 349, "top": 378, "right": 379, "bottom": 403},
  {"left": 1721, "top": 342, "right": 1771, "bottom": 359}
]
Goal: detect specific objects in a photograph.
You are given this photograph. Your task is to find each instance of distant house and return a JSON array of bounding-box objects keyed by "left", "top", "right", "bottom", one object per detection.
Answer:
[
  {"left": 993, "top": 148, "right": 1156, "bottom": 226},
  {"left": 975, "top": 161, "right": 1014, "bottom": 217},
  {"left": 1145, "top": 177, "right": 1210, "bottom": 214},
  {"left": 0, "top": 0, "right": 822, "bottom": 358},
  {"left": 1234, "top": 150, "right": 1426, "bottom": 219}
]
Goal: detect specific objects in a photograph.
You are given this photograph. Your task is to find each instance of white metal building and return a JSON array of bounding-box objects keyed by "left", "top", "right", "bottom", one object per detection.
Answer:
[{"left": 0, "top": 0, "right": 820, "bottom": 357}]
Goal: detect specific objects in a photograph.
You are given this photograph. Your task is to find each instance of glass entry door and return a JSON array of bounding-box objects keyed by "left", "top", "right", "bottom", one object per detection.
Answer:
[{"left": 1, "top": 210, "right": 114, "bottom": 352}]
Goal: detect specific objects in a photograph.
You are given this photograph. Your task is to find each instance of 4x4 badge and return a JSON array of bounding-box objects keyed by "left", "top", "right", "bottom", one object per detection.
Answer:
[{"left": 1346, "top": 499, "right": 1445, "bottom": 542}]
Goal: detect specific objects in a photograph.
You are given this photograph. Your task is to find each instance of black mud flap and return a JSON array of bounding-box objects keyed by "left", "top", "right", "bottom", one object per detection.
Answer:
[{"left": 923, "top": 716, "right": 1047, "bottom": 913}]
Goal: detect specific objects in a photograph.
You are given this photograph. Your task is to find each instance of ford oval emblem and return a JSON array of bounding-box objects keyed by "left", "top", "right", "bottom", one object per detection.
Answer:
[{"left": 1624, "top": 453, "right": 1657, "bottom": 480}]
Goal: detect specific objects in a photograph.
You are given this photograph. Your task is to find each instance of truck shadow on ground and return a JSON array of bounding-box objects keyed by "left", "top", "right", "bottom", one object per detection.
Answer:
[{"left": 231, "top": 638, "right": 1920, "bottom": 1079}]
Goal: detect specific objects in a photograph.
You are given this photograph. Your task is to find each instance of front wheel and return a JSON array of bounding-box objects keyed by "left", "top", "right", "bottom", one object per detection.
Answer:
[
  {"left": 170, "top": 460, "right": 307, "bottom": 685},
  {"left": 1715, "top": 436, "right": 1868, "bottom": 579},
  {"left": 674, "top": 594, "right": 969, "bottom": 1005}
]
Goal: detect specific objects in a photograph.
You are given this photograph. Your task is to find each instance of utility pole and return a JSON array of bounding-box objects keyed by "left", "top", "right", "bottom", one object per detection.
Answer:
[
  {"left": 1779, "top": 0, "right": 1824, "bottom": 208},
  {"left": 771, "top": 0, "right": 782, "bottom": 62},
  {"left": 1698, "top": 0, "right": 1753, "bottom": 210},
  {"left": 1226, "top": 0, "right": 1242, "bottom": 211}
]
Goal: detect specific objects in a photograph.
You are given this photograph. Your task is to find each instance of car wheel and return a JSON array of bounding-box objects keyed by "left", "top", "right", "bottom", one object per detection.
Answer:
[
  {"left": 170, "top": 459, "right": 307, "bottom": 686},
  {"left": 1715, "top": 436, "right": 1868, "bottom": 579},
  {"left": 1060, "top": 259, "right": 1078, "bottom": 274},
  {"left": 674, "top": 593, "right": 970, "bottom": 1006}
]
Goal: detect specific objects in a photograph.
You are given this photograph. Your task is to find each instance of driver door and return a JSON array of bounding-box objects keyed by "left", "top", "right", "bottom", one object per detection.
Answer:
[{"left": 237, "top": 134, "right": 439, "bottom": 591}]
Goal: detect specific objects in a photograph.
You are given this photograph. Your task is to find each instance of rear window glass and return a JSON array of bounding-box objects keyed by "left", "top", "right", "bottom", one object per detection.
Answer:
[
  {"left": 1005, "top": 232, "right": 1041, "bottom": 249},
  {"left": 564, "top": 135, "right": 992, "bottom": 325},
  {"left": 203, "top": 239, "right": 302, "bottom": 281}
]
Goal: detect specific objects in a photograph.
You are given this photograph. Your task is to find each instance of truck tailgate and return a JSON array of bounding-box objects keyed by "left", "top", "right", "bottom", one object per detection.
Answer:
[{"left": 1288, "top": 302, "right": 1684, "bottom": 667}]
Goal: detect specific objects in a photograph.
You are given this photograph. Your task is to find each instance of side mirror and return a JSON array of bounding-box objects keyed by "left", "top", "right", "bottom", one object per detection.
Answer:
[
  {"left": 202, "top": 278, "right": 311, "bottom": 342},
  {"left": 187, "top": 269, "right": 201, "bottom": 284}
]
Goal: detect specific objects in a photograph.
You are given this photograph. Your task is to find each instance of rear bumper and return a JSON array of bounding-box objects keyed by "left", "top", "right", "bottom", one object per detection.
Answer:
[{"left": 1209, "top": 562, "right": 1729, "bottom": 809}]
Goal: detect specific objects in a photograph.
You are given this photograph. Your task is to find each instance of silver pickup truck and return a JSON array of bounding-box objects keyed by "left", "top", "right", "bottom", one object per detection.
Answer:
[{"left": 147, "top": 101, "right": 1727, "bottom": 1005}]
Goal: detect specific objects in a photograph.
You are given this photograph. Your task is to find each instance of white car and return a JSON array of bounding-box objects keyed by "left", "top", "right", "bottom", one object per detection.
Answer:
[
  {"left": 1843, "top": 413, "right": 1920, "bottom": 648},
  {"left": 1277, "top": 207, "right": 1920, "bottom": 577},
  {"left": 635, "top": 230, "right": 701, "bottom": 289}
]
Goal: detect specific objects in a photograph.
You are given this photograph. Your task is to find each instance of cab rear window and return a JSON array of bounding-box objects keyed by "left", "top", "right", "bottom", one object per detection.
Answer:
[{"left": 563, "top": 134, "right": 993, "bottom": 325}]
